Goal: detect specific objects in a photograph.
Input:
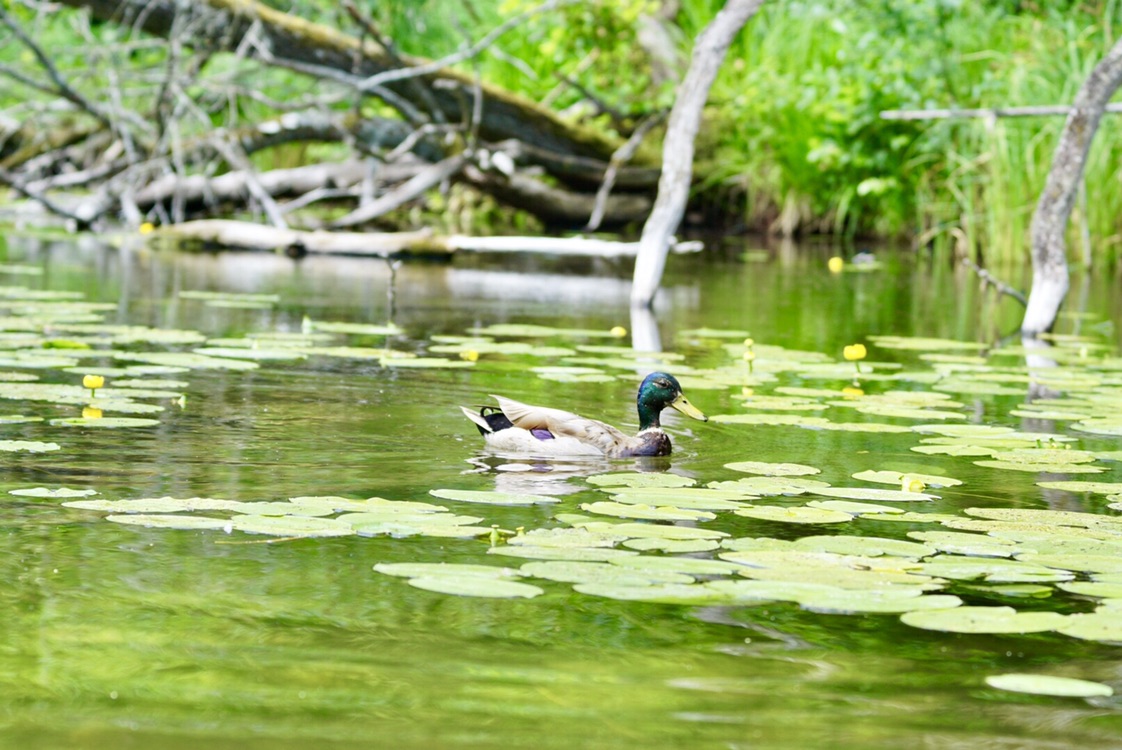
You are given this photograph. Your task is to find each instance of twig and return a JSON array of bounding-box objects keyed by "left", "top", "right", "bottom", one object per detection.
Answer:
[
  {"left": 880, "top": 103, "right": 1122, "bottom": 120},
  {"left": 210, "top": 137, "right": 289, "bottom": 229},
  {"left": 330, "top": 152, "right": 469, "bottom": 228},
  {"left": 961, "top": 257, "right": 1027, "bottom": 306},
  {"left": 0, "top": 5, "right": 112, "bottom": 128},
  {"left": 354, "top": 0, "right": 573, "bottom": 93},
  {"left": 342, "top": 0, "right": 446, "bottom": 124},
  {"left": 586, "top": 112, "right": 665, "bottom": 231},
  {"left": 0, "top": 165, "right": 92, "bottom": 226}
]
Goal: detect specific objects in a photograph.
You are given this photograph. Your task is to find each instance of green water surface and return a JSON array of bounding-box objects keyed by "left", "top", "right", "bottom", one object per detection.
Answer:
[{"left": 1, "top": 235, "right": 1121, "bottom": 749}]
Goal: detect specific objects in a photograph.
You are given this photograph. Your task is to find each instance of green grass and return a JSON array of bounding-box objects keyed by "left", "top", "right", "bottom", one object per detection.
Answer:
[{"left": 3, "top": 0, "right": 1120, "bottom": 263}]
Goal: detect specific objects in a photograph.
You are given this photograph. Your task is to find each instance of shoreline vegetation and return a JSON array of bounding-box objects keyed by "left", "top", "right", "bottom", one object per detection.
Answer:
[{"left": 0, "top": 0, "right": 1119, "bottom": 267}]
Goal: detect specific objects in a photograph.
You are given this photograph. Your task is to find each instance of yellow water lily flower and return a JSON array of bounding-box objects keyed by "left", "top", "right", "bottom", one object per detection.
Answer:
[
  {"left": 610, "top": 326, "right": 628, "bottom": 338},
  {"left": 843, "top": 344, "right": 867, "bottom": 361},
  {"left": 459, "top": 349, "right": 480, "bottom": 362},
  {"left": 828, "top": 256, "right": 844, "bottom": 273},
  {"left": 901, "top": 476, "right": 927, "bottom": 493},
  {"left": 139, "top": 222, "right": 155, "bottom": 234},
  {"left": 82, "top": 374, "right": 105, "bottom": 390}
]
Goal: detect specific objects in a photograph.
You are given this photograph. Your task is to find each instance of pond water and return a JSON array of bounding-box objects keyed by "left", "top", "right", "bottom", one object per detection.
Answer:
[{"left": 2, "top": 232, "right": 1122, "bottom": 749}]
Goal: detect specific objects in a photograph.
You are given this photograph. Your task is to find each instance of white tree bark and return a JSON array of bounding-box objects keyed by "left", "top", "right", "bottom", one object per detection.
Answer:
[
  {"left": 1023, "top": 35, "right": 1122, "bottom": 336},
  {"left": 630, "top": 0, "right": 765, "bottom": 308}
]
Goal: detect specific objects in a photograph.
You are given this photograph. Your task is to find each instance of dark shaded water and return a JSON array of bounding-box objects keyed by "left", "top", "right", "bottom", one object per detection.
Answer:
[{"left": 1, "top": 232, "right": 1121, "bottom": 749}]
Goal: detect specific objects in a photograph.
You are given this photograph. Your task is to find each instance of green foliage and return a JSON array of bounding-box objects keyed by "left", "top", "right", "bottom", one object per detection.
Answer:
[
  {"left": 3, "top": 0, "right": 1121, "bottom": 256},
  {"left": 690, "top": 0, "right": 1122, "bottom": 256}
]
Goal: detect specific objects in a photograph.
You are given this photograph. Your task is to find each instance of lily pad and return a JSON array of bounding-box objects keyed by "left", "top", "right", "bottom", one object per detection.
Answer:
[
  {"left": 724, "top": 461, "right": 821, "bottom": 476},
  {"left": 586, "top": 472, "right": 696, "bottom": 488},
  {"left": 791, "top": 535, "right": 935, "bottom": 557},
  {"left": 707, "top": 476, "right": 831, "bottom": 496},
  {"left": 506, "top": 528, "right": 626, "bottom": 548},
  {"left": 106, "top": 514, "right": 232, "bottom": 531},
  {"left": 0, "top": 440, "right": 60, "bottom": 452},
  {"left": 734, "top": 505, "right": 853, "bottom": 524},
  {"left": 851, "top": 470, "right": 962, "bottom": 488},
  {"left": 799, "top": 590, "right": 963, "bottom": 615},
  {"left": 911, "top": 444, "right": 1000, "bottom": 457},
  {"left": 10, "top": 487, "right": 96, "bottom": 498},
  {"left": 964, "top": 507, "right": 1122, "bottom": 529},
  {"left": 573, "top": 582, "right": 729, "bottom": 605},
  {"left": 519, "top": 560, "right": 694, "bottom": 586},
  {"left": 381, "top": 357, "right": 475, "bottom": 369},
  {"left": 115, "top": 351, "right": 259, "bottom": 371},
  {"left": 610, "top": 556, "right": 743, "bottom": 576},
  {"left": 487, "top": 545, "right": 639, "bottom": 562},
  {"left": 64, "top": 497, "right": 248, "bottom": 513},
  {"left": 193, "top": 347, "right": 307, "bottom": 361},
  {"left": 1058, "top": 581, "right": 1122, "bottom": 598},
  {"left": 806, "top": 500, "right": 906, "bottom": 516},
  {"left": 1036, "top": 481, "right": 1122, "bottom": 495},
  {"left": 407, "top": 576, "right": 544, "bottom": 598},
  {"left": 429, "top": 489, "right": 560, "bottom": 505},
  {"left": 50, "top": 417, "right": 161, "bottom": 428},
  {"left": 974, "top": 460, "right": 1104, "bottom": 474},
  {"left": 917, "top": 557, "right": 1072, "bottom": 583},
  {"left": 179, "top": 290, "right": 279, "bottom": 304},
  {"left": 230, "top": 515, "right": 354, "bottom": 537},
  {"left": 907, "top": 531, "right": 1018, "bottom": 558},
  {"left": 621, "top": 538, "right": 721, "bottom": 553},
  {"left": 373, "top": 562, "right": 518, "bottom": 578},
  {"left": 1058, "top": 612, "right": 1122, "bottom": 642},
  {"left": 901, "top": 606, "right": 1067, "bottom": 634},
  {"left": 709, "top": 413, "right": 831, "bottom": 427},
  {"left": 603, "top": 490, "right": 746, "bottom": 511},
  {"left": 808, "top": 487, "right": 938, "bottom": 503},
  {"left": 985, "top": 673, "right": 1113, "bottom": 698},
  {"left": 579, "top": 501, "right": 716, "bottom": 522}
]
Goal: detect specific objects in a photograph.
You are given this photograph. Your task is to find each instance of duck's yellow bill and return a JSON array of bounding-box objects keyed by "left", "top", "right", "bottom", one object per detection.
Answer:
[{"left": 669, "top": 393, "right": 707, "bottom": 421}]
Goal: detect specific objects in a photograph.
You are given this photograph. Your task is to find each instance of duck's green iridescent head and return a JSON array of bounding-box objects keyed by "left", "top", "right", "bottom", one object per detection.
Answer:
[{"left": 637, "top": 372, "right": 707, "bottom": 430}]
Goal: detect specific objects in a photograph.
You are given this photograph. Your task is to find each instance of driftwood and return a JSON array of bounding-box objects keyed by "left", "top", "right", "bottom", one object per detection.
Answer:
[
  {"left": 151, "top": 219, "right": 704, "bottom": 258},
  {"left": 631, "top": 0, "right": 765, "bottom": 307},
  {"left": 1, "top": 0, "right": 668, "bottom": 231},
  {"left": 1023, "top": 35, "right": 1122, "bottom": 336},
  {"left": 880, "top": 104, "right": 1122, "bottom": 120},
  {"left": 465, "top": 166, "right": 653, "bottom": 226}
]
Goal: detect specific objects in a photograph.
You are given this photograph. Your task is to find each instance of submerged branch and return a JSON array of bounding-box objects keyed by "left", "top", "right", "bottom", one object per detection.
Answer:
[{"left": 960, "top": 257, "right": 1027, "bottom": 306}]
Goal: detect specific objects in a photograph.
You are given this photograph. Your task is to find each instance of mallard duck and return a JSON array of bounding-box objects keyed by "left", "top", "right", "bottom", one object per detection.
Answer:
[{"left": 460, "top": 372, "right": 707, "bottom": 457}]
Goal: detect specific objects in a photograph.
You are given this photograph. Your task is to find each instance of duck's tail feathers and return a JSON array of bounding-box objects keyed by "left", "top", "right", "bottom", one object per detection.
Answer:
[{"left": 460, "top": 406, "right": 513, "bottom": 435}]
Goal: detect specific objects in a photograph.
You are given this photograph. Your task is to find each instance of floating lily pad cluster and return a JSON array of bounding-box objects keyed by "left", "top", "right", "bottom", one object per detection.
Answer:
[
  {"left": 12, "top": 287, "right": 1120, "bottom": 653},
  {"left": 53, "top": 493, "right": 497, "bottom": 539}
]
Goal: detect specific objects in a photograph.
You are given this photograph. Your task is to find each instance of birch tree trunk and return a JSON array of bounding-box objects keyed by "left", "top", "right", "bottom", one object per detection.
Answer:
[
  {"left": 1022, "top": 35, "right": 1122, "bottom": 336},
  {"left": 630, "top": 0, "right": 765, "bottom": 308}
]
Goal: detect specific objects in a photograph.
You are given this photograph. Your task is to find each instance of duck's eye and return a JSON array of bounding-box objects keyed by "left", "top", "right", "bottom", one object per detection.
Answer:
[{"left": 656, "top": 379, "right": 672, "bottom": 389}]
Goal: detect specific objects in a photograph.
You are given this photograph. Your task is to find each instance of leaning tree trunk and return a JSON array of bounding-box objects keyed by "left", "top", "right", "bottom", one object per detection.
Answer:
[
  {"left": 1022, "top": 35, "right": 1122, "bottom": 336},
  {"left": 630, "top": 0, "right": 765, "bottom": 308}
]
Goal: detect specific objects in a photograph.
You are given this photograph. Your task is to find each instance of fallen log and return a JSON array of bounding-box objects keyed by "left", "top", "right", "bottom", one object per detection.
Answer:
[
  {"left": 131, "top": 160, "right": 417, "bottom": 211},
  {"left": 464, "top": 166, "right": 652, "bottom": 226},
  {"left": 149, "top": 219, "right": 704, "bottom": 258}
]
